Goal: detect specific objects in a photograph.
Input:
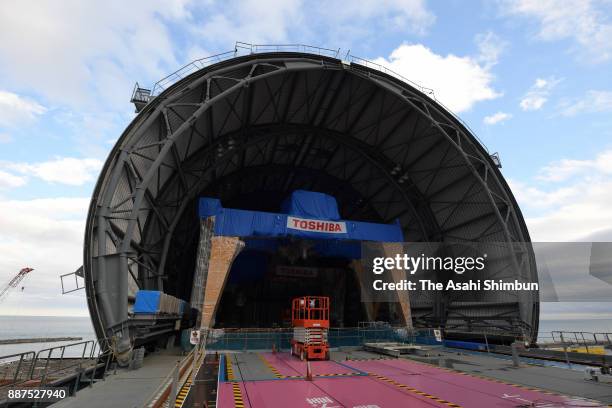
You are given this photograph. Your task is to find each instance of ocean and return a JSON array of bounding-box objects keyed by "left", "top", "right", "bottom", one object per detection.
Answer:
[
  {"left": 537, "top": 319, "right": 612, "bottom": 343},
  {"left": 1, "top": 316, "right": 612, "bottom": 357},
  {"left": 0, "top": 315, "right": 97, "bottom": 357}
]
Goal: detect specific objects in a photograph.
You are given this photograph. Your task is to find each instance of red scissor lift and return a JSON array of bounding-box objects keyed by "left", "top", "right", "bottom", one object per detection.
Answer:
[{"left": 290, "top": 296, "right": 330, "bottom": 360}]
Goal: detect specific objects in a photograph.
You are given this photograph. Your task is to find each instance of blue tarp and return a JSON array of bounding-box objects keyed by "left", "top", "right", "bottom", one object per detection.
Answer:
[
  {"left": 198, "top": 190, "right": 403, "bottom": 242},
  {"left": 244, "top": 239, "right": 362, "bottom": 259},
  {"left": 133, "top": 290, "right": 161, "bottom": 313},
  {"left": 199, "top": 197, "right": 222, "bottom": 216},
  {"left": 281, "top": 190, "right": 340, "bottom": 220}
]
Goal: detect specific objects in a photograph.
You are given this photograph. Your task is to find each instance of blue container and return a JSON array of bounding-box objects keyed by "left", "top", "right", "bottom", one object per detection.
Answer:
[{"left": 133, "top": 290, "right": 161, "bottom": 313}]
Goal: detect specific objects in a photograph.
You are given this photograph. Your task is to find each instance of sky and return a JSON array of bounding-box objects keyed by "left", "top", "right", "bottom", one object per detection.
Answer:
[{"left": 0, "top": 0, "right": 611, "bottom": 321}]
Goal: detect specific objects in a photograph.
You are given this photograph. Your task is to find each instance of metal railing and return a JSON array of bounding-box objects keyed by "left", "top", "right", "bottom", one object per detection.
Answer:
[
  {"left": 538, "top": 331, "right": 612, "bottom": 355},
  {"left": 203, "top": 326, "right": 434, "bottom": 351},
  {"left": 149, "top": 42, "right": 341, "bottom": 97},
  {"left": 35, "top": 340, "right": 101, "bottom": 385},
  {"left": 0, "top": 351, "right": 36, "bottom": 385},
  {"left": 235, "top": 42, "right": 340, "bottom": 58},
  {"left": 132, "top": 41, "right": 492, "bottom": 153},
  {"left": 151, "top": 50, "right": 237, "bottom": 97},
  {"left": 347, "top": 54, "right": 435, "bottom": 97},
  {"left": 142, "top": 346, "right": 204, "bottom": 408},
  {"left": 0, "top": 340, "right": 110, "bottom": 392}
]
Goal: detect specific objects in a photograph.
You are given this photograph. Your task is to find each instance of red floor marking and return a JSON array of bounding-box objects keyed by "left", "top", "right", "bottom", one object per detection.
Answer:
[
  {"left": 219, "top": 377, "right": 447, "bottom": 408},
  {"left": 243, "top": 379, "right": 344, "bottom": 408},
  {"left": 315, "top": 376, "right": 449, "bottom": 408},
  {"left": 348, "top": 359, "right": 602, "bottom": 407},
  {"left": 218, "top": 354, "right": 604, "bottom": 408},
  {"left": 218, "top": 382, "right": 251, "bottom": 408},
  {"left": 258, "top": 353, "right": 301, "bottom": 376},
  {"left": 260, "top": 352, "right": 358, "bottom": 377}
]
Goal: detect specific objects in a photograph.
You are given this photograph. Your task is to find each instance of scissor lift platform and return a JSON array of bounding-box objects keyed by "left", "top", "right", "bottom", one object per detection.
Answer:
[{"left": 290, "top": 296, "right": 330, "bottom": 361}]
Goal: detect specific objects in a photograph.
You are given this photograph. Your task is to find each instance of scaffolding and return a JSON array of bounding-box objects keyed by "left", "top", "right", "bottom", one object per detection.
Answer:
[{"left": 190, "top": 217, "right": 215, "bottom": 328}]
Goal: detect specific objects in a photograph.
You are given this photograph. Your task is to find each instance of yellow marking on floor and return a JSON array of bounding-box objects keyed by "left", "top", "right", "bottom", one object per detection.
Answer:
[
  {"left": 313, "top": 372, "right": 361, "bottom": 377},
  {"left": 175, "top": 352, "right": 206, "bottom": 407},
  {"left": 225, "top": 354, "right": 236, "bottom": 381},
  {"left": 369, "top": 372, "right": 462, "bottom": 408},
  {"left": 174, "top": 378, "right": 193, "bottom": 408},
  {"left": 346, "top": 357, "right": 393, "bottom": 361},
  {"left": 406, "top": 357, "right": 605, "bottom": 405},
  {"left": 231, "top": 381, "right": 244, "bottom": 408},
  {"left": 257, "top": 353, "right": 283, "bottom": 378}
]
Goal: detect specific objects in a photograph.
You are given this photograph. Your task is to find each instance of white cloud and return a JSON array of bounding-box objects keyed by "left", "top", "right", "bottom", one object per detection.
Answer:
[
  {"left": 195, "top": 0, "right": 303, "bottom": 46},
  {"left": 0, "top": 1, "right": 191, "bottom": 108},
  {"left": 483, "top": 111, "right": 512, "bottom": 125},
  {"left": 537, "top": 150, "right": 612, "bottom": 182},
  {"left": 52, "top": 109, "right": 132, "bottom": 157},
  {"left": 510, "top": 149, "right": 612, "bottom": 241},
  {"left": 0, "top": 197, "right": 90, "bottom": 316},
  {"left": 525, "top": 181, "right": 612, "bottom": 241},
  {"left": 0, "top": 170, "right": 27, "bottom": 190},
  {"left": 197, "top": 0, "right": 434, "bottom": 49},
  {"left": 475, "top": 31, "right": 507, "bottom": 69},
  {"left": 502, "top": 0, "right": 612, "bottom": 62},
  {"left": 509, "top": 179, "right": 579, "bottom": 208},
  {"left": 560, "top": 90, "right": 612, "bottom": 116},
  {"left": 0, "top": 0, "right": 437, "bottom": 112},
  {"left": 0, "top": 90, "right": 46, "bottom": 127},
  {"left": 317, "top": 0, "right": 435, "bottom": 36},
  {"left": 5, "top": 157, "right": 103, "bottom": 186},
  {"left": 541, "top": 302, "right": 612, "bottom": 320},
  {"left": 519, "top": 77, "right": 560, "bottom": 111},
  {"left": 0, "top": 133, "right": 12, "bottom": 143},
  {"left": 373, "top": 36, "right": 503, "bottom": 113}
]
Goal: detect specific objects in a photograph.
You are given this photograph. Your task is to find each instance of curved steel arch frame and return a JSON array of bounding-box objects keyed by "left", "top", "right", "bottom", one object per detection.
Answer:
[{"left": 84, "top": 52, "right": 539, "bottom": 349}]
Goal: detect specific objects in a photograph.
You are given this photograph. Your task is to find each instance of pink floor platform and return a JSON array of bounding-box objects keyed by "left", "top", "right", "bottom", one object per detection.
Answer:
[
  {"left": 217, "top": 353, "right": 603, "bottom": 408},
  {"left": 260, "top": 352, "right": 360, "bottom": 377}
]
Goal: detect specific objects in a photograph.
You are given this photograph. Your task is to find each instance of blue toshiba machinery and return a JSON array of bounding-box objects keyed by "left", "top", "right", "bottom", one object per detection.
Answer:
[
  {"left": 130, "top": 190, "right": 404, "bottom": 347},
  {"left": 197, "top": 190, "right": 404, "bottom": 329},
  {"left": 198, "top": 189, "right": 403, "bottom": 244}
]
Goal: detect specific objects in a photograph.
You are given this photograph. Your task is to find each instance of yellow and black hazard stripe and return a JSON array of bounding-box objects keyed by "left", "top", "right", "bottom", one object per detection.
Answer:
[
  {"left": 406, "top": 357, "right": 606, "bottom": 406},
  {"left": 346, "top": 357, "right": 393, "bottom": 361},
  {"left": 314, "top": 372, "right": 361, "bottom": 377},
  {"left": 370, "top": 373, "right": 461, "bottom": 408},
  {"left": 174, "top": 377, "right": 193, "bottom": 408},
  {"left": 257, "top": 353, "right": 283, "bottom": 378},
  {"left": 225, "top": 354, "right": 236, "bottom": 381},
  {"left": 413, "top": 359, "right": 559, "bottom": 396},
  {"left": 231, "top": 381, "right": 244, "bottom": 408},
  {"left": 175, "top": 351, "right": 206, "bottom": 407}
]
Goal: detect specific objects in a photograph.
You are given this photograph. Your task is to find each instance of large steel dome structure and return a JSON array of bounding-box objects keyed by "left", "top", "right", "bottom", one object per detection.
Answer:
[{"left": 84, "top": 45, "right": 538, "bottom": 354}]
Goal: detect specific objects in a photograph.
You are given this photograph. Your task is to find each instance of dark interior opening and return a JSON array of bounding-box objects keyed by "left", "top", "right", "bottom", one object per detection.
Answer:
[{"left": 214, "top": 238, "right": 399, "bottom": 328}]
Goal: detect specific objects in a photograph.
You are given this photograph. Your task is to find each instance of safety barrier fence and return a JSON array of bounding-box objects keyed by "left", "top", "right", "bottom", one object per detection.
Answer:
[
  {"left": 537, "top": 331, "right": 612, "bottom": 355},
  {"left": 143, "top": 347, "right": 197, "bottom": 408},
  {"left": 204, "top": 326, "right": 439, "bottom": 351},
  {"left": 131, "top": 41, "right": 491, "bottom": 154},
  {"left": 204, "top": 326, "right": 611, "bottom": 360},
  {"left": 0, "top": 340, "right": 112, "bottom": 399},
  {"left": 148, "top": 42, "right": 341, "bottom": 97}
]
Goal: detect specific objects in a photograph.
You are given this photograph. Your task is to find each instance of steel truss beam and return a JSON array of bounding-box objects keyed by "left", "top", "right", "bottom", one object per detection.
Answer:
[{"left": 84, "top": 53, "right": 538, "bottom": 348}]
